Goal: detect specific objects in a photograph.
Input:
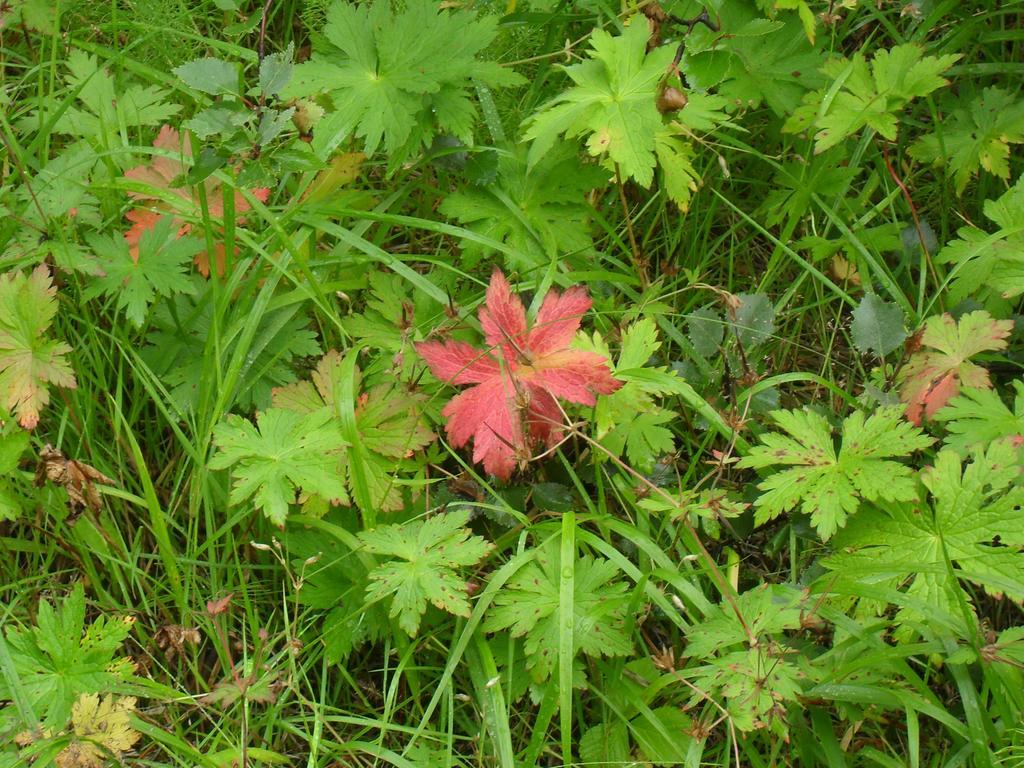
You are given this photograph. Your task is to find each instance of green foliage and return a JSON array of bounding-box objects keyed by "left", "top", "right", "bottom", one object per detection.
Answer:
[
  {"left": 358, "top": 509, "right": 492, "bottom": 637},
  {"left": 910, "top": 87, "right": 1024, "bottom": 194},
  {"left": 934, "top": 382, "right": 1024, "bottom": 455},
  {"left": 738, "top": 407, "right": 933, "bottom": 539},
  {"left": 826, "top": 438, "right": 1024, "bottom": 631},
  {"left": 787, "top": 43, "right": 960, "bottom": 152},
  {"left": 0, "top": 266, "right": 77, "bottom": 429},
  {"left": 210, "top": 408, "right": 348, "bottom": 526},
  {"left": 287, "top": 0, "right": 521, "bottom": 165},
  {"left": 0, "top": 424, "right": 29, "bottom": 520},
  {"left": 272, "top": 351, "right": 434, "bottom": 513},
  {"left": 524, "top": 23, "right": 681, "bottom": 192},
  {"left": 682, "top": 585, "right": 805, "bottom": 734},
  {"left": 935, "top": 177, "right": 1024, "bottom": 304},
  {"left": 84, "top": 216, "right": 202, "bottom": 328},
  {"left": 484, "top": 539, "right": 632, "bottom": 682},
  {"left": 439, "top": 145, "right": 605, "bottom": 271},
  {"left": 0, "top": 584, "right": 134, "bottom": 728},
  {"left": 582, "top": 318, "right": 686, "bottom": 471},
  {"left": 851, "top": 294, "right": 907, "bottom": 357}
]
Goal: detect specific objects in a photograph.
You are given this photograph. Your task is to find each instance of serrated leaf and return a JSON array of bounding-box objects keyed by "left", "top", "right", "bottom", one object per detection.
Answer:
[
  {"left": 358, "top": 509, "right": 492, "bottom": 636},
  {"left": 259, "top": 42, "right": 294, "bottom": 97},
  {"left": 826, "top": 439, "right": 1024, "bottom": 630},
  {"left": 0, "top": 584, "right": 134, "bottom": 727},
  {"left": 0, "top": 266, "right": 77, "bottom": 429},
  {"left": 57, "top": 694, "right": 141, "bottom": 767},
  {"left": 210, "top": 408, "right": 349, "bottom": 526},
  {"left": 934, "top": 382, "right": 1024, "bottom": 455},
  {"left": 910, "top": 87, "right": 1024, "bottom": 194},
  {"left": 85, "top": 216, "right": 201, "bottom": 327},
  {"left": 416, "top": 270, "right": 620, "bottom": 479},
  {"left": 898, "top": 311, "right": 1013, "bottom": 425},
  {"left": 729, "top": 293, "right": 775, "bottom": 348},
  {"left": 286, "top": 0, "right": 520, "bottom": 165},
  {"left": 801, "top": 44, "right": 959, "bottom": 153},
  {"left": 524, "top": 23, "right": 674, "bottom": 187},
  {"left": 738, "top": 407, "right": 933, "bottom": 538},
  {"left": 687, "top": 307, "right": 724, "bottom": 358},
  {"left": 173, "top": 57, "right": 240, "bottom": 96},
  {"left": 483, "top": 539, "right": 632, "bottom": 682},
  {"left": 851, "top": 294, "right": 907, "bottom": 356},
  {"left": 934, "top": 177, "right": 1024, "bottom": 303}
]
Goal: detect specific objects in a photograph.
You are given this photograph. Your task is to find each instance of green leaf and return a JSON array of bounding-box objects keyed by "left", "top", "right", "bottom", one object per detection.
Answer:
[
  {"left": 682, "top": 585, "right": 804, "bottom": 734},
  {"left": 0, "top": 266, "right": 77, "bottom": 429},
  {"left": 729, "top": 293, "right": 775, "bottom": 348},
  {"left": 738, "top": 407, "right": 933, "bottom": 539},
  {"left": 910, "top": 87, "right": 1024, "bottom": 194},
  {"left": 851, "top": 294, "right": 907, "bottom": 357},
  {"left": 0, "top": 425, "right": 29, "bottom": 521},
  {"left": 358, "top": 509, "right": 492, "bottom": 637},
  {"left": 934, "top": 178, "right": 1024, "bottom": 303},
  {"left": 85, "top": 216, "right": 201, "bottom": 328},
  {"left": 173, "top": 57, "right": 240, "bottom": 96},
  {"left": 272, "top": 351, "right": 434, "bottom": 512},
  {"left": 654, "top": 131, "right": 700, "bottom": 211},
  {"left": 439, "top": 145, "right": 605, "bottom": 272},
  {"left": 825, "top": 439, "right": 1024, "bottom": 630},
  {"left": 483, "top": 538, "right": 632, "bottom": 682},
  {"left": 934, "top": 382, "right": 1024, "bottom": 455},
  {"left": 286, "top": 0, "right": 520, "bottom": 165},
  {"left": 259, "top": 42, "right": 294, "bottom": 98},
  {"left": 142, "top": 279, "right": 320, "bottom": 414},
  {"left": 796, "top": 44, "right": 959, "bottom": 153},
  {"left": 524, "top": 23, "right": 674, "bottom": 187},
  {"left": 210, "top": 408, "right": 349, "bottom": 526},
  {"left": 0, "top": 584, "right": 134, "bottom": 728},
  {"left": 687, "top": 307, "right": 724, "bottom": 358}
]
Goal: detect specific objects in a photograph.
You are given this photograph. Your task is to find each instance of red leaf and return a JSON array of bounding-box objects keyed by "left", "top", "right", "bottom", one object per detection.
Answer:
[
  {"left": 417, "top": 270, "right": 621, "bottom": 479},
  {"left": 898, "top": 311, "right": 1013, "bottom": 425},
  {"left": 123, "top": 125, "right": 270, "bottom": 276}
]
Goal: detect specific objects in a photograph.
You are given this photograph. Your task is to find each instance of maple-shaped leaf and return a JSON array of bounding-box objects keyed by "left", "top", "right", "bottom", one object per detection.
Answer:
[
  {"left": 825, "top": 439, "right": 1024, "bottom": 631},
  {"left": 0, "top": 584, "right": 135, "bottom": 728},
  {"left": 123, "top": 125, "right": 269, "bottom": 276},
  {"left": 55, "top": 694, "right": 141, "bottom": 768},
  {"left": 582, "top": 318, "right": 687, "bottom": 472},
  {"left": 934, "top": 178, "right": 1024, "bottom": 304},
  {"left": 141, "top": 277, "right": 320, "bottom": 414},
  {"left": 524, "top": 22, "right": 674, "bottom": 187},
  {"left": 789, "top": 44, "right": 959, "bottom": 153},
  {"left": 682, "top": 584, "right": 805, "bottom": 733},
  {"left": 910, "top": 87, "right": 1024, "bottom": 194},
  {"left": 934, "top": 382, "right": 1024, "bottom": 455},
  {"left": 272, "top": 351, "right": 434, "bottom": 512},
  {"left": 483, "top": 538, "right": 632, "bottom": 683},
  {"left": 898, "top": 311, "right": 1013, "bottom": 425},
  {"left": 738, "top": 407, "right": 933, "bottom": 539},
  {"left": 47, "top": 50, "right": 181, "bottom": 153},
  {"left": 0, "top": 266, "right": 77, "bottom": 429},
  {"left": 416, "top": 270, "right": 621, "bottom": 480},
  {"left": 357, "top": 509, "right": 492, "bottom": 637},
  {"left": 209, "top": 408, "right": 348, "bottom": 526},
  {"left": 285, "top": 0, "right": 521, "bottom": 165},
  {"left": 439, "top": 145, "right": 605, "bottom": 272},
  {"left": 85, "top": 216, "right": 202, "bottom": 327}
]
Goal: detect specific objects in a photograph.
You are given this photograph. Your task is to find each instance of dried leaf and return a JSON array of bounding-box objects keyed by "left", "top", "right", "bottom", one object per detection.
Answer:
[
  {"left": 54, "top": 694, "right": 141, "bottom": 768},
  {"left": 34, "top": 444, "right": 115, "bottom": 512}
]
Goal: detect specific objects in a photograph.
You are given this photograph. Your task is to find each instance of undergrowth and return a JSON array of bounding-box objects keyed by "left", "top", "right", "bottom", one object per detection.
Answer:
[{"left": 1, "top": 0, "right": 1023, "bottom": 766}]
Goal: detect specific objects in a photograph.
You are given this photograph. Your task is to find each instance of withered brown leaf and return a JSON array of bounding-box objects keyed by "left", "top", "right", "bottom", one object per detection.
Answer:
[
  {"left": 34, "top": 445, "right": 116, "bottom": 512},
  {"left": 153, "top": 624, "right": 201, "bottom": 662}
]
